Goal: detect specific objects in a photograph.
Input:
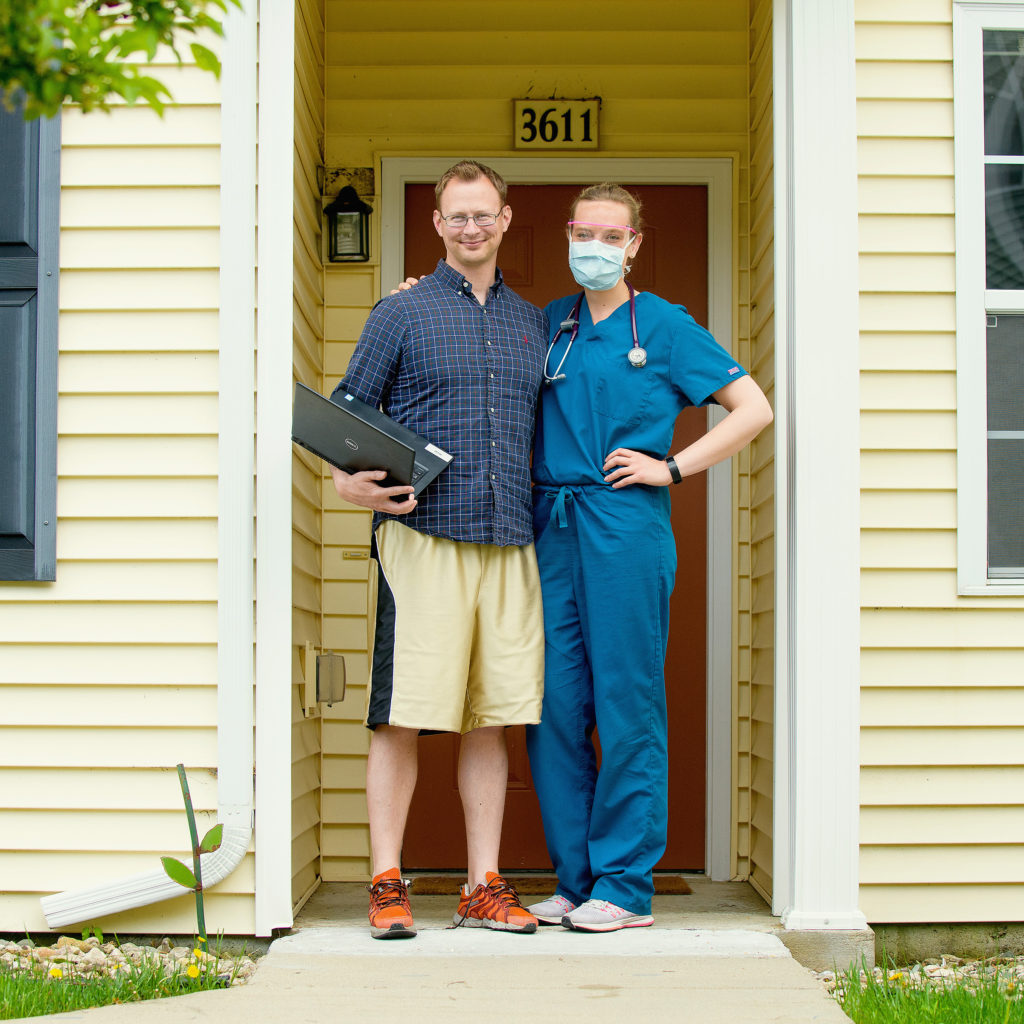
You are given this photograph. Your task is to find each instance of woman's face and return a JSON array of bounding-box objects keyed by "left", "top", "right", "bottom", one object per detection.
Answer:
[{"left": 568, "top": 199, "right": 642, "bottom": 259}]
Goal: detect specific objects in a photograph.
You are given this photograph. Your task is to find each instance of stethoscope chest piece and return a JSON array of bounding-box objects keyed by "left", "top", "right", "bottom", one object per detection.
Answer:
[{"left": 627, "top": 346, "right": 647, "bottom": 368}]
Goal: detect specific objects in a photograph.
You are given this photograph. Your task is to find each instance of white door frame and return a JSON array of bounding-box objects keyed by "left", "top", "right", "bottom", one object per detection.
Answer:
[{"left": 381, "top": 156, "right": 735, "bottom": 880}]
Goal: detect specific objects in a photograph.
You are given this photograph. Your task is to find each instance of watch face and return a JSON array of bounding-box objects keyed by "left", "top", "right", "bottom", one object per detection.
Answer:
[{"left": 628, "top": 346, "right": 647, "bottom": 367}]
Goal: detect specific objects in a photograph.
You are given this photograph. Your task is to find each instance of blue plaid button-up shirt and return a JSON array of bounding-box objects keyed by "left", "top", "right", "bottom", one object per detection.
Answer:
[{"left": 332, "top": 259, "right": 547, "bottom": 546}]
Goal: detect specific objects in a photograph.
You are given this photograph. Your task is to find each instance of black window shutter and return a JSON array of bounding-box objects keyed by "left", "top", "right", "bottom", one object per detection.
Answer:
[{"left": 0, "top": 106, "right": 60, "bottom": 581}]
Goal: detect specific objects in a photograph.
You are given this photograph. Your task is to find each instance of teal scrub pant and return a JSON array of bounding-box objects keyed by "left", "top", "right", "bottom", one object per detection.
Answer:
[{"left": 526, "top": 483, "right": 677, "bottom": 915}]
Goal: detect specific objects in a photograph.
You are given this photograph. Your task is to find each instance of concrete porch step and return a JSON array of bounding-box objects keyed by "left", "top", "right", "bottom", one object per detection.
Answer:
[{"left": 274, "top": 924, "right": 792, "bottom": 958}]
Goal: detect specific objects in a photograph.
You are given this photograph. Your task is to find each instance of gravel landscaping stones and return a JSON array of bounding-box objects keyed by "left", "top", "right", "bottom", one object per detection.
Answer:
[
  {"left": 816, "top": 953, "right": 1024, "bottom": 999},
  {"left": 0, "top": 936, "right": 259, "bottom": 985}
]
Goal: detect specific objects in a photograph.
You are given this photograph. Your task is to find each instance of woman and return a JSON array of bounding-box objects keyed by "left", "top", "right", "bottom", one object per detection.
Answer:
[{"left": 524, "top": 184, "right": 773, "bottom": 933}]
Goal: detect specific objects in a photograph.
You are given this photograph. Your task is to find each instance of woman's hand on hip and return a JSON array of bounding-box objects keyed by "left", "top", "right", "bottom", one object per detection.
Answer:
[{"left": 602, "top": 448, "right": 673, "bottom": 488}]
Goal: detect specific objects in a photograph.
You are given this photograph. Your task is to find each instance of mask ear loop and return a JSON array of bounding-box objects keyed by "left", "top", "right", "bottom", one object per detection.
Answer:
[
  {"left": 618, "top": 229, "right": 643, "bottom": 274},
  {"left": 622, "top": 235, "right": 640, "bottom": 276}
]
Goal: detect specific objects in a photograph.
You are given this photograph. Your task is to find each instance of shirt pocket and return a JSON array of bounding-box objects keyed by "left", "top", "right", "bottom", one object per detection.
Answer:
[{"left": 592, "top": 348, "right": 658, "bottom": 426}]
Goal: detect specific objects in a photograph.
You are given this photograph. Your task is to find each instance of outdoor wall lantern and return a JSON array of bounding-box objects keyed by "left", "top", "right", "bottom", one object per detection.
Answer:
[{"left": 325, "top": 185, "right": 371, "bottom": 262}]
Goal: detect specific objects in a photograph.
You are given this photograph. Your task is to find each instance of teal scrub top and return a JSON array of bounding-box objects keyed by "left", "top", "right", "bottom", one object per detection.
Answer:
[{"left": 532, "top": 291, "right": 748, "bottom": 487}]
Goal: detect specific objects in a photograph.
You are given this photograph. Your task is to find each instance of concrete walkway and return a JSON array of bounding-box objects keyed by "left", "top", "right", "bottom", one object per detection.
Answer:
[{"left": 26, "top": 881, "right": 852, "bottom": 1023}]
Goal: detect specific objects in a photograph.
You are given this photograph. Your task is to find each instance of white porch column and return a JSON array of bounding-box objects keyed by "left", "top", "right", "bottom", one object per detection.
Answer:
[
  {"left": 254, "top": 0, "right": 297, "bottom": 936},
  {"left": 772, "top": 0, "right": 868, "bottom": 930},
  {"left": 217, "top": 0, "right": 257, "bottom": 842}
]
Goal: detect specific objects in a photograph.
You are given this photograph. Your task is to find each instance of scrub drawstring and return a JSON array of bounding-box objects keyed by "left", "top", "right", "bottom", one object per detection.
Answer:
[{"left": 549, "top": 486, "right": 573, "bottom": 529}]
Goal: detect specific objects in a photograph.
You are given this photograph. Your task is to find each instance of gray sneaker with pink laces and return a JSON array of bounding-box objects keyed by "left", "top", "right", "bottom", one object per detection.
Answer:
[
  {"left": 526, "top": 893, "right": 576, "bottom": 925},
  {"left": 561, "top": 898, "right": 654, "bottom": 932}
]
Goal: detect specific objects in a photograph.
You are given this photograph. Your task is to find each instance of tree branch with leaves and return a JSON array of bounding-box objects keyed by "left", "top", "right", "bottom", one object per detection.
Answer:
[{"left": 0, "top": 0, "right": 240, "bottom": 119}]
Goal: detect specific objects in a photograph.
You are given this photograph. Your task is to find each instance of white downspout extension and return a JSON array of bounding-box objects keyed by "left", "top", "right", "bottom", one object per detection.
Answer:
[
  {"left": 39, "top": 828, "right": 253, "bottom": 930},
  {"left": 40, "top": 1, "right": 259, "bottom": 931}
]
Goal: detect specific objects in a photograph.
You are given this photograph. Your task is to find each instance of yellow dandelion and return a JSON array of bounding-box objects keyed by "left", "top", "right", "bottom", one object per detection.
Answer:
[
  {"left": 197, "top": 936, "right": 207, "bottom": 945},
  {"left": 48, "top": 967, "right": 63, "bottom": 979},
  {"left": 186, "top": 964, "right": 200, "bottom": 979}
]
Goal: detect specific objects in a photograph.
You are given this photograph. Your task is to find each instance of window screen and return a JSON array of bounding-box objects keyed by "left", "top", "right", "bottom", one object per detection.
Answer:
[
  {"left": 986, "top": 313, "right": 1024, "bottom": 576},
  {"left": 984, "top": 30, "right": 1024, "bottom": 289}
]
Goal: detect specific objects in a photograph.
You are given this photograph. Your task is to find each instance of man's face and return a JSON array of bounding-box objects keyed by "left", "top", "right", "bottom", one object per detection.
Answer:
[{"left": 432, "top": 177, "right": 511, "bottom": 272}]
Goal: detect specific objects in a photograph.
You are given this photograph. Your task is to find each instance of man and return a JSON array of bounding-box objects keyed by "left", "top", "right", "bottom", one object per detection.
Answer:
[{"left": 330, "top": 161, "right": 546, "bottom": 939}]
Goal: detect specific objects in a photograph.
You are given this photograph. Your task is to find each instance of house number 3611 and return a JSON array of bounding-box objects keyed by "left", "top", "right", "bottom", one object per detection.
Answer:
[{"left": 513, "top": 99, "right": 600, "bottom": 150}]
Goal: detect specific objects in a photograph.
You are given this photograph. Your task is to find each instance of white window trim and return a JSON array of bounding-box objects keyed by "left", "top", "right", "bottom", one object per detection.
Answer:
[
  {"left": 380, "top": 155, "right": 735, "bottom": 880},
  {"left": 954, "top": 0, "right": 1024, "bottom": 594}
]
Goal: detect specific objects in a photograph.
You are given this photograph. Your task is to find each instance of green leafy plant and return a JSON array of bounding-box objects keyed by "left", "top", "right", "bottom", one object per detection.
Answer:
[
  {"left": 0, "top": 0, "right": 241, "bottom": 119},
  {"left": 80, "top": 926, "right": 104, "bottom": 943},
  {"left": 0, "top": 946, "right": 237, "bottom": 1020},
  {"left": 159, "top": 763, "right": 222, "bottom": 945},
  {"left": 836, "top": 959, "right": 1024, "bottom": 1024}
]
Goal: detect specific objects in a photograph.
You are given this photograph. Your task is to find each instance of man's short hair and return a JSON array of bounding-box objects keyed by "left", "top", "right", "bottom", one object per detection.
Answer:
[{"left": 435, "top": 160, "right": 508, "bottom": 211}]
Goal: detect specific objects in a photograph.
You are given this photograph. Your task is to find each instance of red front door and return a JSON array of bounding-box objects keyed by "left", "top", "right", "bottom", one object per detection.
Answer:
[{"left": 400, "top": 182, "right": 710, "bottom": 871}]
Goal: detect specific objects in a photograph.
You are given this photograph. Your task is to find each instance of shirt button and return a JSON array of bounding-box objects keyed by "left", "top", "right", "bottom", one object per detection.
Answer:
[
  {"left": 491, "top": 441, "right": 496, "bottom": 447},
  {"left": 490, "top": 407, "right": 494, "bottom": 413},
  {"left": 489, "top": 373, "right": 494, "bottom": 379},
  {"left": 491, "top": 474, "right": 496, "bottom": 480}
]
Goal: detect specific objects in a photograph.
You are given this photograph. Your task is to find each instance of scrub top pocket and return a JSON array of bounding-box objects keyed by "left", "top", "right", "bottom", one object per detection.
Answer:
[{"left": 593, "top": 358, "right": 657, "bottom": 427}]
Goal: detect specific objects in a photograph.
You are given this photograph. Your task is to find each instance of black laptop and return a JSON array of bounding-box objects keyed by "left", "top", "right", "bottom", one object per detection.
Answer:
[{"left": 291, "top": 382, "right": 452, "bottom": 496}]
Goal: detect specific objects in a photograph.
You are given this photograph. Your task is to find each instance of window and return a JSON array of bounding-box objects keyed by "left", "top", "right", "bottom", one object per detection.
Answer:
[
  {"left": 954, "top": 2, "right": 1024, "bottom": 592},
  {"left": 0, "top": 106, "right": 60, "bottom": 582}
]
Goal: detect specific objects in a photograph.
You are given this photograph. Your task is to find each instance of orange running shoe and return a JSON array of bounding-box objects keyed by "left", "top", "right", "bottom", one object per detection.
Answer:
[
  {"left": 367, "top": 867, "right": 416, "bottom": 939},
  {"left": 451, "top": 872, "right": 538, "bottom": 933}
]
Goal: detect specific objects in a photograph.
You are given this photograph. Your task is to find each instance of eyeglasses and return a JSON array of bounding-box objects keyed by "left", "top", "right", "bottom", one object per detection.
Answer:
[
  {"left": 439, "top": 211, "right": 503, "bottom": 228},
  {"left": 566, "top": 221, "right": 637, "bottom": 246}
]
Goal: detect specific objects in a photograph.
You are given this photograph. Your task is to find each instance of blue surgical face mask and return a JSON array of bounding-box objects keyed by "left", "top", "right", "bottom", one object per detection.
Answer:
[{"left": 568, "top": 238, "right": 631, "bottom": 291}]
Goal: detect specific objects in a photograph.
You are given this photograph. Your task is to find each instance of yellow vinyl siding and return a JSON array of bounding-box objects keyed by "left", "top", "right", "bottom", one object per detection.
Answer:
[
  {"left": 61, "top": 230, "right": 221, "bottom": 269},
  {"left": 862, "top": 764, "right": 1024, "bottom": 804},
  {"left": 320, "top": 339, "right": 373, "bottom": 885},
  {"left": 0, "top": 852, "right": 254, "bottom": 893},
  {"left": 59, "top": 187, "right": 220, "bottom": 226},
  {"left": 320, "top": 211, "right": 388, "bottom": 878},
  {"left": 856, "top": 1, "right": 1024, "bottom": 923},
  {"left": 319, "top": 0, "right": 764, "bottom": 883},
  {"left": 0, "top": 37, "right": 261, "bottom": 932},
  {"left": 742, "top": 0, "right": 775, "bottom": 900},
  {"left": 58, "top": 314, "right": 220, "bottom": 352},
  {"left": 291, "top": 0, "right": 327, "bottom": 912},
  {"left": 61, "top": 148, "right": 221, "bottom": 187}
]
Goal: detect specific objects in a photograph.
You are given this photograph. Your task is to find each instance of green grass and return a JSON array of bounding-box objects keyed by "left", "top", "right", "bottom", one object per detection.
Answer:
[
  {"left": 837, "top": 964, "right": 1024, "bottom": 1024},
  {"left": 0, "top": 953, "right": 233, "bottom": 1020}
]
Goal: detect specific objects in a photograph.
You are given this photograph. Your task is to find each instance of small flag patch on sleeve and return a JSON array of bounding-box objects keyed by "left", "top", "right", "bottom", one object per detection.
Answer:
[{"left": 728, "top": 366, "right": 740, "bottom": 375}]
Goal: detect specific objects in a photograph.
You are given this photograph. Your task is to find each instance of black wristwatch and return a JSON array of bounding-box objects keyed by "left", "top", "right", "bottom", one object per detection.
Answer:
[{"left": 666, "top": 455, "right": 683, "bottom": 485}]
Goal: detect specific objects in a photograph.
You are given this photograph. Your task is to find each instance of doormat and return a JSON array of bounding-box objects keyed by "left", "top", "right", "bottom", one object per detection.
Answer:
[{"left": 408, "top": 875, "right": 693, "bottom": 896}]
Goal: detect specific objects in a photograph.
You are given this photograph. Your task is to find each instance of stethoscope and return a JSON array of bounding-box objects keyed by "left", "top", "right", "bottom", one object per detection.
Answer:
[{"left": 542, "top": 283, "right": 647, "bottom": 384}]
